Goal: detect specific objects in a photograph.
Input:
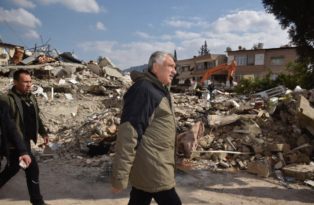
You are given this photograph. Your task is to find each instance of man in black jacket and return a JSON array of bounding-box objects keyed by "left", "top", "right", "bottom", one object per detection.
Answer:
[
  {"left": 208, "top": 80, "right": 215, "bottom": 99},
  {"left": 0, "top": 69, "right": 49, "bottom": 205},
  {"left": 0, "top": 99, "right": 31, "bottom": 170}
]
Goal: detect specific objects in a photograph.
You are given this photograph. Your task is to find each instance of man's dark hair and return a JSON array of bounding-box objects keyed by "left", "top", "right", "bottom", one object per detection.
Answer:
[{"left": 13, "top": 69, "right": 30, "bottom": 81}]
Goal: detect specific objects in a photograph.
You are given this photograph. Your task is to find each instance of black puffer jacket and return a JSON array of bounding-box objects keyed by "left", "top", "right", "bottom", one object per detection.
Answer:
[{"left": 0, "top": 100, "right": 28, "bottom": 166}]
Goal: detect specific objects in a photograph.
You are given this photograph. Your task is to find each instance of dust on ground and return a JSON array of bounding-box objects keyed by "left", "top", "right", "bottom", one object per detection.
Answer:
[{"left": 0, "top": 159, "right": 313, "bottom": 205}]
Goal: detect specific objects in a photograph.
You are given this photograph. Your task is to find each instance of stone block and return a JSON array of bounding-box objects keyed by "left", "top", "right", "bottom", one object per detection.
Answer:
[
  {"left": 267, "top": 143, "right": 290, "bottom": 153},
  {"left": 282, "top": 164, "right": 314, "bottom": 180},
  {"left": 247, "top": 162, "right": 271, "bottom": 178},
  {"left": 253, "top": 145, "right": 263, "bottom": 154}
]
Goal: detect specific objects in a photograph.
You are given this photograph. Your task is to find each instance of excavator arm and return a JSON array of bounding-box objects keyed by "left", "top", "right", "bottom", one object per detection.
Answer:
[{"left": 200, "top": 60, "right": 236, "bottom": 83}]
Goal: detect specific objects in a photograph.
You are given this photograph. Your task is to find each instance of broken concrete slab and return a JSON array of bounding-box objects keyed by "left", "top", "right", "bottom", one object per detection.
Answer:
[
  {"left": 247, "top": 162, "right": 271, "bottom": 178},
  {"left": 296, "top": 95, "right": 314, "bottom": 128},
  {"left": 267, "top": 143, "right": 290, "bottom": 153},
  {"left": 282, "top": 164, "right": 314, "bottom": 180},
  {"left": 208, "top": 114, "right": 239, "bottom": 127}
]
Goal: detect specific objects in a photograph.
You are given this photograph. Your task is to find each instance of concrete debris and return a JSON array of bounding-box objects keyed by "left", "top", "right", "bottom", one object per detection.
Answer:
[
  {"left": 2, "top": 51, "right": 314, "bottom": 184},
  {"left": 282, "top": 164, "right": 314, "bottom": 180},
  {"left": 172, "top": 84, "right": 314, "bottom": 180}
]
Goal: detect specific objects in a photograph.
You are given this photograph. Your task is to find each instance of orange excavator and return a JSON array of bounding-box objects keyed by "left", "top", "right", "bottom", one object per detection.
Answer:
[{"left": 199, "top": 60, "right": 236, "bottom": 84}]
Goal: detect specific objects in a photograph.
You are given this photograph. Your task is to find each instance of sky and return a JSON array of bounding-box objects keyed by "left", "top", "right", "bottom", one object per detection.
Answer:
[{"left": 0, "top": 0, "right": 290, "bottom": 70}]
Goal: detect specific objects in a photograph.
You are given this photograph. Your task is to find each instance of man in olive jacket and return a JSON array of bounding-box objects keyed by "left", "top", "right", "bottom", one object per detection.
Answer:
[
  {"left": 0, "top": 69, "right": 49, "bottom": 205},
  {"left": 110, "top": 51, "right": 181, "bottom": 205},
  {"left": 0, "top": 100, "right": 31, "bottom": 168}
]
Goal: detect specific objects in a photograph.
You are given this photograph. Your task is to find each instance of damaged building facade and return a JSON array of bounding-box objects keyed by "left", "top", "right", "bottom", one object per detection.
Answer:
[
  {"left": 176, "top": 54, "right": 227, "bottom": 85},
  {"left": 0, "top": 42, "right": 19, "bottom": 66},
  {"left": 176, "top": 44, "right": 298, "bottom": 85},
  {"left": 227, "top": 45, "right": 298, "bottom": 82}
]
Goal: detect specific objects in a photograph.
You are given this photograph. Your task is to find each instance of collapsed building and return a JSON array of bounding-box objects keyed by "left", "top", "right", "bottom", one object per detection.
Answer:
[{"left": 0, "top": 42, "right": 314, "bottom": 189}]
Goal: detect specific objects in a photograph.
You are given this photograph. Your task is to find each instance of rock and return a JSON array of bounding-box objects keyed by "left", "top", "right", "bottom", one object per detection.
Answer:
[
  {"left": 205, "top": 148, "right": 214, "bottom": 159},
  {"left": 255, "top": 153, "right": 263, "bottom": 160},
  {"left": 247, "top": 162, "right": 271, "bottom": 178},
  {"left": 90, "top": 160, "right": 102, "bottom": 167},
  {"left": 219, "top": 160, "right": 230, "bottom": 168},
  {"left": 241, "top": 122, "right": 261, "bottom": 137},
  {"left": 65, "top": 154, "right": 72, "bottom": 160},
  {"left": 267, "top": 143, "right": 290, "bottom": 153},
  {"left": 262, "top": 150, "right": 272, "bottom": 157},
  {"left": 274, "top": 161, "right": 284, "bottom": 170},
  {"left": 253, "top": 145, "right": 263, "bottom": 154},
  {"left": 86, "top": 159, "right": 92, "bottom": 165},
  {"left": 99, "top": 155, "right": 110, "bottom": 162},
  {"left": 198, "top": 135, "right": 213, "bottom": 149},
  {"left": 108, "top": 125, "right": 117, "bottom": 134},
  {"left": 208, "top": 114, "right": 239, "bottom": 127},
  {"left": 282, "top": 164, "right": 314, "bottom": 180},
  {"left": 215, "top": 152, "right": 228, "bottom": 160},
  {"left": 236, "top": 159, "right": 245, "bottom": 169},
  {"left": 296, "top": 153, "right": 311, "bottom": 164}
]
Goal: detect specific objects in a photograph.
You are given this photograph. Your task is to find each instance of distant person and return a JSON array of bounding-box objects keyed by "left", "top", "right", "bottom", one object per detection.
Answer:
[
  {"left": 208, "top": 80, "right": 215, "bottom": 99},
  {"left": 110, "top": 51, "right": 181, "bottom": 205},
  {"left": 0, "top": 69, "right": 49, "bottom": 205},
  {"left": 229, "top": 76, "right": 234, "bottom": 87},
  {"left": 196, "top": 88, "right": 202, "bottom": 99}
]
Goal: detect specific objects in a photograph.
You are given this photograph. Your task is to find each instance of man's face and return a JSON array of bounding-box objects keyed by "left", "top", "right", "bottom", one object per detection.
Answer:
[
  {"left": 14, "top": 73, "right": 32, "bottom": 94},
  {"left": 153, "top": 55, "right": 176, "bottom": 85}
]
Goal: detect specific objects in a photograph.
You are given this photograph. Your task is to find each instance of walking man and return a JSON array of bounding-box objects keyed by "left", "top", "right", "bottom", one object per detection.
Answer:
[
  {"left": 0, "top": 69, "right": 49, "bottom": 205},
  {"left": 110, "top": 51, "right": 182, "bottom": 205},
  {"left": 208, "top": 80, "right": 215, "bottom": 99},
  {"left": 0, "top": 99, "right": 31, "bottom": 170}
]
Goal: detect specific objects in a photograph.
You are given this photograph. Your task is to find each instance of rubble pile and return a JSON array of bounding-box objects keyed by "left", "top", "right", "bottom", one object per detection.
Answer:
[
  {"left": 1, "top": 45, "right": 314, "bottom": 187},
  {"left": 173, "top": 86, "right": 314, "bottom": 185},
  {"left": 0, "top": 47, "right": 132, "bottom": 168}
]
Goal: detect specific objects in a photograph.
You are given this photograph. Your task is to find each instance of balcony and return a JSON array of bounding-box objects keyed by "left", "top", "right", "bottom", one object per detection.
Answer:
[{"left": 0, "top": 53, "right": 8, "bottom": 58}]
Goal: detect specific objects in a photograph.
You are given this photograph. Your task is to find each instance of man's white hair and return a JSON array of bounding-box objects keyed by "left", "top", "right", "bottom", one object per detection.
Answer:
[{"left": 148, "top": 51, "right": 174, "bottom": 71}]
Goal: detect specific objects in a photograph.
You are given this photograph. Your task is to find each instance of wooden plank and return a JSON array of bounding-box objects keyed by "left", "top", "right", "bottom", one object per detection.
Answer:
[{"left": 177, "top": 166, "right": 201, "bottom": 179}]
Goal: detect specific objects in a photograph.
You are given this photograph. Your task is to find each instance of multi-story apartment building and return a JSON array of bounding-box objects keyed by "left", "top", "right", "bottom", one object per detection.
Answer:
[
  {"left": 176, "top": 45, "right": 298, "bottom": 85},
  {"left": 227, "top": 46, "right": 298, "bottom": 82}
]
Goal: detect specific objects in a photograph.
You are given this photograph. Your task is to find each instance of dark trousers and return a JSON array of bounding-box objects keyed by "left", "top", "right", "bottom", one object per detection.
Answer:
[
  {"left": 196, "top": 92, "right": 202, "bottom": 99},
  {"left": 128, "top": 186, "right": 182, "bottom": 205},
  {"left": 230, "top": 76, "right": 234, "bottom": 87},
  {"left": 209, "top": 89, "right": 213, "bottom": 99},
  {"left": 0, "top": 142, "right": 44, "bottom": 205}
]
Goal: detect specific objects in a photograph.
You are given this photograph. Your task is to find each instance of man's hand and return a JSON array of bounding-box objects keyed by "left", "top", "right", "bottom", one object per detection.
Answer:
[
  {"left": 111, "top": 184, "right": 123, "bottom": 193},
  {"left": 19, "top": 155, "right": 31, "bottom": 168},
  {"left": 43, "top": 136, "right": 49, "bottom": 146}
]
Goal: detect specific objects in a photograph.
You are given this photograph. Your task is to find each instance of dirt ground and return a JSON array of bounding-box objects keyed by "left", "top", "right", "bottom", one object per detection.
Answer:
[{"left": 0, "top": 160, "right": 313, "bottom": 205}]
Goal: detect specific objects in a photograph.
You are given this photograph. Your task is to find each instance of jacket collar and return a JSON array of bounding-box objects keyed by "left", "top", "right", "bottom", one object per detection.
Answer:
[
  {"left": 9, "top": 86, "right": 32, "bottom": 99},
  {"left": 130, "top": 70, "right": 171, "bottom": 92}
]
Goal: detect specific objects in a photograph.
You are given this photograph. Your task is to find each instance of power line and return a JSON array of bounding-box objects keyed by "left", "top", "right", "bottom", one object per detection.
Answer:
[{"left": 4, "top": 20, "right": 29, "bottom": 49}]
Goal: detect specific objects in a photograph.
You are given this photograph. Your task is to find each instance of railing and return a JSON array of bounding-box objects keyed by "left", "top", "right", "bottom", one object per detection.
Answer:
[{"left": 195, "top": 65, "right": 216, "bottom": 70}]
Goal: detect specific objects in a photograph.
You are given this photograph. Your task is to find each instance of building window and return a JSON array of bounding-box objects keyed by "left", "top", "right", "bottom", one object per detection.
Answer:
[
  {"left": 234, "top": 55, "right": 247, "bottom": 66},
  {"left": 182, "top": 66, "right": 190, "bottom": 71},
  {"left": 2, "top": 47, "right": 9, "bottom": 54},
  {"left": 2, "top": 61, "right": 9, "bottom": 65},
  {"left": 254, "top": 74, "right": 259, "bottom": 79},
  {"left": 271, "top": 74, "right": 278, "bottom": 80},
  {"left": 235, "top": 74, "right": 244, "bottom": 82},
  {"left": 271, "top": 56, "right": 284, "bottom": 65},
  {"left": 247, "top": 55, "right": 255, "bottom": 65}
]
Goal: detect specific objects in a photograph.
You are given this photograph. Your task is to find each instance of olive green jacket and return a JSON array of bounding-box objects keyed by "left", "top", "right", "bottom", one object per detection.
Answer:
[
  {"left": 110, "top": 71, "right": 177, "bottom": 193},
  {"left": 0, "top": 86, "right": 48, "bottom": 146}
]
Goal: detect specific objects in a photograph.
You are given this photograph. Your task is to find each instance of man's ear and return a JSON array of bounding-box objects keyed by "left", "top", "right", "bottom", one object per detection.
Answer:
[{"left": 152, "top": 62, "right": 159, "bottom": 72}]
